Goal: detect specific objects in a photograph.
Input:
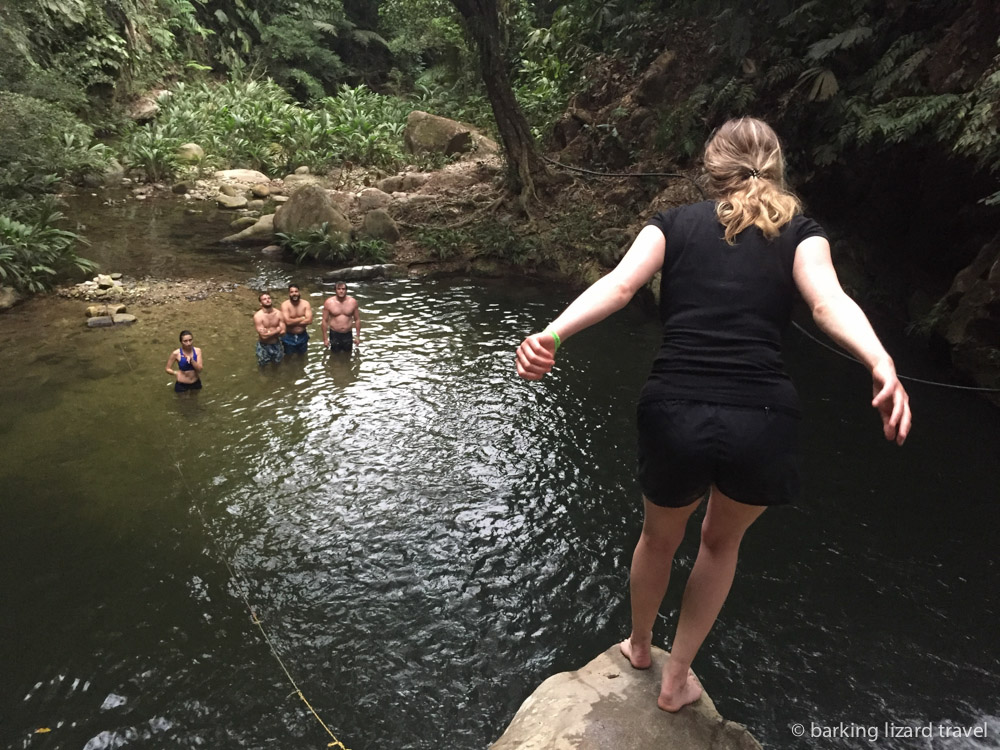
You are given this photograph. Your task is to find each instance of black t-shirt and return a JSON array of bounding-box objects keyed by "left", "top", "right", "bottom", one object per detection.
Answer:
[{"left": 640, "top": 200, "right": 827, "bottom": 414}]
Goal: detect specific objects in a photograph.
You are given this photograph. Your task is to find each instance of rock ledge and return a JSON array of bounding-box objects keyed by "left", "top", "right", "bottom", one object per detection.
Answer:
[{"left": 491, "top": 646, "right": 761, "bottom": 750}]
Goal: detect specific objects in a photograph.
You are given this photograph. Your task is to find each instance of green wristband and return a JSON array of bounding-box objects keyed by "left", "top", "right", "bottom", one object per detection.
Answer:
[{"left": 546, "top": 329, "right": 561, "bottom": 351}]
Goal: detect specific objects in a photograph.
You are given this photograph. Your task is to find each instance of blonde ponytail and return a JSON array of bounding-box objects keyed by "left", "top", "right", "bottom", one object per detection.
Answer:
[{"left": 703, "top": 118, "right": 802, "bottom": 244}]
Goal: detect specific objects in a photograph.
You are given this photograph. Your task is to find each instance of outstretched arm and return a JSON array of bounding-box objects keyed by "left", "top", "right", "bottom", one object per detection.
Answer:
[
  {"left": 792, "top": 235, "right": 911, "bottom": 445},
  {"left": 516, "top": 225, "right": 665, "bottom": 380}
]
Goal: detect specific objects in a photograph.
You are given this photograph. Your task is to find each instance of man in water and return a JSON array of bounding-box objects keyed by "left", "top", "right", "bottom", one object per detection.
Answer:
[
  {"left": 280, "top": 284, "right": 313, "bottom": 354},
  {"left": 322, "top": 281, "right": 361, "bottom": 354},
  {"left": 254, "top": 291, "right": 286, "bottom": 366}
]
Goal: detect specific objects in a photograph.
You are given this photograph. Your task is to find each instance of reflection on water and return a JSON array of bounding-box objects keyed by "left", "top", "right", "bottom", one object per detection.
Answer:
[{"left": 1, "top": 277, "right": 998, "bottom": 750}]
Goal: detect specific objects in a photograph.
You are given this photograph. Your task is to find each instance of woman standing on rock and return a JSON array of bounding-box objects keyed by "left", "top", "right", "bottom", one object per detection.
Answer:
[
  {"left": 165, "top": 330, "right": 203, "bottom": 393},
  {"left": 515, "top": 117, "right": 911, "bottom": 712}
]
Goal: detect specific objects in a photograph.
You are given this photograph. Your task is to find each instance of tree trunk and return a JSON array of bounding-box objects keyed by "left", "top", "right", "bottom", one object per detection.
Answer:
[{"left": 450, "top": 0, "right": 550, "bottom": 207}]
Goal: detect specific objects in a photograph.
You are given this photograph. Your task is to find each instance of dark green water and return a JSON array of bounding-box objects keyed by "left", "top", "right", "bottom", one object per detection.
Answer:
[{"left": 1, "top": 195, "right": 998, "bottom": 750}]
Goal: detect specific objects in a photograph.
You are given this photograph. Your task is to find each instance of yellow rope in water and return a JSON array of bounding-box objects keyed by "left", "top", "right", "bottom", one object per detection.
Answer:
[
  {"left": 116, "top": 340, "right": 351, "bottom": 748},
  {"left": 170, "top": 458, "right": 353, "bottom": 750}
]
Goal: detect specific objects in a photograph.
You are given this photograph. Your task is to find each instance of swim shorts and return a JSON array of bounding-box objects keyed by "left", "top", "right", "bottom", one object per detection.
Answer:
[
  {"left": 256, "top": 341, "right": 284, "bottom": 366},
  {"left": 636, "top": 399, "right": 800, "bottom": 507},
  {"left": 281, "top": 331, "right": 309, "bottom": 354},
  {"left": 174, "top": 379, "right": 203, "bottom": 393},
  {"left": 328, "top": 330, "right": 353, "bottom": 354}
]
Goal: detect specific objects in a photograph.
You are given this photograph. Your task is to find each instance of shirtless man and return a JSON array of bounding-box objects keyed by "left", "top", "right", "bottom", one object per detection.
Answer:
[
  {"left": 322, "top": 281, "right": 361, "bottom": 354},
  {"left": 280, "top": 284, "right": 313, "bottom": 354},
  {"left": 253, "top": 291, "right": 286, "bottom": 366}
]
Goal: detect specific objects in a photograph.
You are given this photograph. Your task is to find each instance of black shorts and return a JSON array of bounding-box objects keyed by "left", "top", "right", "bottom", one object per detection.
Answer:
[
  {"left": 636, "top": 399, "right": 800, "bottom": 507},
  {"left": 174, "top": 378, "right": 202, "bottom": 393},
  {"left": 328, "top": 330, "right": 353, "bottom": 353}
]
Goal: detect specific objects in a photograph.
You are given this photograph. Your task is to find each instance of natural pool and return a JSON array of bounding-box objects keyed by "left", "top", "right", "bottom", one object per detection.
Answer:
[{"left": 1, "top": 196, "right": 998, "bottom": 750}]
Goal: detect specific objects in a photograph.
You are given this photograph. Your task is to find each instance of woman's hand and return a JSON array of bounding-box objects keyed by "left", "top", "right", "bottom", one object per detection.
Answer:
[
  {"left": 871, "top": 358, "right": 911, "bottom": 445},
  {"left": 516, "top": 332, "right": 557, "bottom": 380}
]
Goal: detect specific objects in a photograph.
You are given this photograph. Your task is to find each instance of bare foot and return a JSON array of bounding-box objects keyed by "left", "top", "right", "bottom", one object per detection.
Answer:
[
  {"left": 619, "top": 637, "right": 652, "bottom": 670},
  {"left": 658, "top": 666, "right": 702, "bottom": 712}
]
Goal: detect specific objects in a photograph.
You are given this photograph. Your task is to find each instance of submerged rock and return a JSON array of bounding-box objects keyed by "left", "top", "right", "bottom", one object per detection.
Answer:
[
  {"left": 217, "top": 193, "right": 248, "bottom": 209},
  {"left": 322, "top": 264, "right": 406, "bottom": 282},
  {"left": 491, "top": 645, "right": 761, "bottom": 750},
  {"left": 221, "top": 214, "right": 276, "bottom": 245}
]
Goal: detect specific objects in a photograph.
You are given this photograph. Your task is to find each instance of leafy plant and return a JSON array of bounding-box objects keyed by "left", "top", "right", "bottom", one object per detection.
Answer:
[
  {"left": 0, "top": 199, "right": 96, "bottom": 292},
  {"left": 276, "top": 224, "right": 388, "bottom": 265},
  {"left": 0, "top": 92, "right": 112, "bottom": 198},
  {"left": 414, "top": 226, "right": 471, "bottom": 259}
]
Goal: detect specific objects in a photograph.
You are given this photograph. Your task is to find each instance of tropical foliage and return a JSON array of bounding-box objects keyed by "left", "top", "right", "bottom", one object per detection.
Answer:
[
  {"left": 118, "top": 78, "right": 412, "bottom": 180},
  {"left": 0, "top": 200, "right": 95, "bottom": 293},
  {"left": 276, "top": 225, "right": 389, "bottom": 265},
  {"left": 0, "top": 0, "right": 997, "bottom": 292}
]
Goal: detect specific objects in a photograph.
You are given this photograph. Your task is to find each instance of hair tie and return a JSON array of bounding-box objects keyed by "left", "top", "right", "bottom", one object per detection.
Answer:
[{"left": 748, "top": 168, "right": 760, "bottom": 179}]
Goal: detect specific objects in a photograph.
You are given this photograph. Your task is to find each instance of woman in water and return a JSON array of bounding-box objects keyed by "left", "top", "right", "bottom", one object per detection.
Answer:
[
  {"left": 516, "top": 117, "right": 911, "bottom": 712},
  {"left": 165, "top": 330, "right": 203, "bottom": 393}
]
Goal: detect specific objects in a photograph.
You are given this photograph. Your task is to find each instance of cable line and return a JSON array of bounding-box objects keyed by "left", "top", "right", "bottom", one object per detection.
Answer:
[
  {"left": 118, "top": 342, "right": 352, "bottom": 749},
  {"left": 791, "top": 322, "right": 1000, "bottom": 393}
]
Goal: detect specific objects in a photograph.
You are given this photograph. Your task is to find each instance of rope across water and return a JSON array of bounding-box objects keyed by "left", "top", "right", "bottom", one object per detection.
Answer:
[{"left": 118, "top": 342, "right": 352, "bottom": 749}]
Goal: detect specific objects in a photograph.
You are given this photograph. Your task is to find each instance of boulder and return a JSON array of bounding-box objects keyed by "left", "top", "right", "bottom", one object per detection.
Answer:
[
  {"left": 217, "top": 193, "right": 248, "bottom": 209},
  {"left": 261, "top": 244, "right": 285, "bottom": 258},
  {"left": 322, "top": 264, "right": 406, "bottom": 282},
  {"left": 126, "top": 92, "right": 167, "bottom": 123},
  {"left": 176, "top": 143, "right": 205, "bottom": 162},
  {"left": 251, "top": 183, "right": 271, "bottom": 198},
  {"left": 377, "top": 175, "right": 404, "bottom": 193},
  {"left": 272, "top": 184, "right": 351, "bottom": 244},
  {"left": 401, "top": 172, "right": 431, "bottom": 191},
  {"left": 0, "top": 286, "right": 22, "bottom": 311},
  {"left": 86, "top": 304, "right": 126, "bottom": 318},
  {"left": 95, "top": 274, "right": 114, "bottom": 289},
  {"left": 360, "top": 209, "right": 400, "bottom": 243},
  {"left": 358, "top": 187, "right": 392, "bottom": 212},
  {"left": 634, "top": 49, "right": 678, "bottom": 107},
  {"left": 230, "top": 216, "right": 259, "bottom": 230},
  {"left": 215, "top": 169, "right": 269, "bottom": 184},
  {"left": 283, "top": 173, "right": 325, "bottom": 188},
  {"left": 328, "top": 190, "right": 357, "bottom": 215},
  {"left": 87, "top": 316, "right": 115, "bottom": 328},
  {"left": 247, "top": 199, "right": 265, "bottom": 210},
  {"left": 491, "top": 646, "right": 761, "bottom": 750},
  {"left": 112, "top": 314, "right": 137, "bottom": 325},
  {"left": 404, "top": 111, "right": 481, "bottom": 156},
  {"left": 219, "top": 183, "right": 239, "bottom": 197},
  {"left": 221, "top": 214, "right": 276, "bottom": 245}
]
